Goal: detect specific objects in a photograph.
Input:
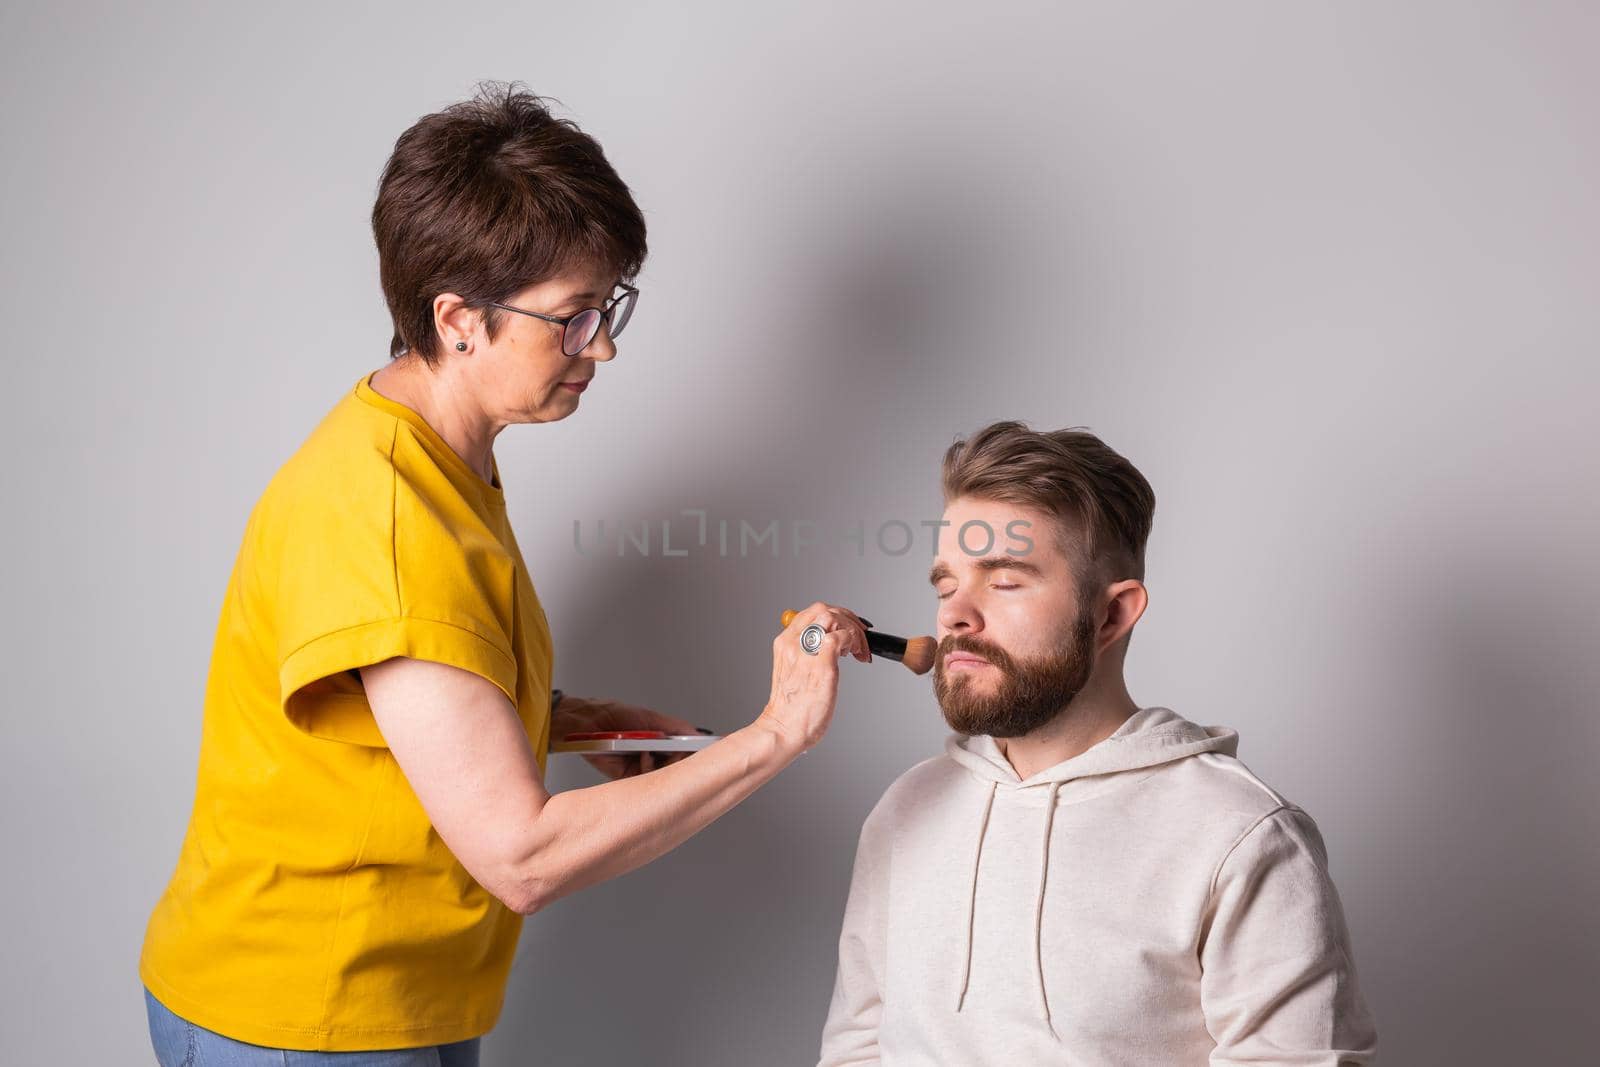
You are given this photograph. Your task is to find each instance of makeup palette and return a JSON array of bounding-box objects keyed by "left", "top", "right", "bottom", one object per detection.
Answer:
[{"left": 550, "top": 730, "right": 721, "bottom": 754}]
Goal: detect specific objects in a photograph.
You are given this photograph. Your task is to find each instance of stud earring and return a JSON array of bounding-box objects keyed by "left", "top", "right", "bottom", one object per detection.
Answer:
[{"left": 455, "top": 341, "right": 467, "bottom": 351}]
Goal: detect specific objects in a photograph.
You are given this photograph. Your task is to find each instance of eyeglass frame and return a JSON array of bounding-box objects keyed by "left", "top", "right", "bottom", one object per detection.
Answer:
[{"left": 487, "top": 283, "right": 639, "bottom": 357}]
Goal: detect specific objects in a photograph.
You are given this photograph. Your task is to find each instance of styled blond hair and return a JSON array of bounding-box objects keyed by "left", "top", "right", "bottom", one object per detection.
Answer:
[{"left": 941, "top": 421, "right": 1155, "bottom": 587}]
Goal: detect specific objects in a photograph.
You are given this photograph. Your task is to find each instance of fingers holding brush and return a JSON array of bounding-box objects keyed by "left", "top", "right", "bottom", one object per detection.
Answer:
[
  {"left": 760, "top": 602, "right": 865, "bottom": 751},
  {"left": 780, "top": 604, "right": 871, "bottom": 663},
  {"left": 779, "top": 606, "right": 937, "bottom": 675}
]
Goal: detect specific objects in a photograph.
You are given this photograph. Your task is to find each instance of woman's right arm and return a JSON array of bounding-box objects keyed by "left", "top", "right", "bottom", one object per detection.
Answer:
[{"left": 358, "top": 602, "right": 869, "bottom": 915}]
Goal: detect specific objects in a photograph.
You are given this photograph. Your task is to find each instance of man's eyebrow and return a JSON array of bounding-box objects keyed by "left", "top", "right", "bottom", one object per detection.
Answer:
[
  {"left": 928, "top": 557, "right": 1043, "bottom": 585},
  {"left": 974, "top": 557, "right": 1042, "bottom": 577}
]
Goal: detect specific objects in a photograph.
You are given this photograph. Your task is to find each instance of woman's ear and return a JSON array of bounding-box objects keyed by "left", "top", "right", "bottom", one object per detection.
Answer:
[{"left": 432, "top": 292, "right": 477, "bottom": 352}]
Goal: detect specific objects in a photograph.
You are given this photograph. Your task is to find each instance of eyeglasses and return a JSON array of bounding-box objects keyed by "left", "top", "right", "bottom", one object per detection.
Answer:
[{"left": 488, "top": 284, "right": 639, "bottom": 357}]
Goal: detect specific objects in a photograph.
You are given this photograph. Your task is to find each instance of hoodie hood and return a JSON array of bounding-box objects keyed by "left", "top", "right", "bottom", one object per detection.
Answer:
[
  {"left": 945, "top": 706, "right": 1239, "bottom": 787},
  {"left": 943, "top": 707, "right": 1239, "bottom": 1039}
]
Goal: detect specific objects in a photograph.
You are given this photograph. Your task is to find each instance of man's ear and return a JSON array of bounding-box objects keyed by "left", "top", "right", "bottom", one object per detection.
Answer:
[{"left": 1098, "top": 579, "right": 1149, "bottom": 651}]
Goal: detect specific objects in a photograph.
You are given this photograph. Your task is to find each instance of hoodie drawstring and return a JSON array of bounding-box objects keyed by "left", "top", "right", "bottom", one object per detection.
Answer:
[
  {"left": 955, "top": 778, "right": 1062, "bottom": 1039},
  {"left": 1034, "top": 780, "right": 1061, "bottom": 1039},
  {"left": 955, "top": 780, "right": 997, "bottom": 1012}
]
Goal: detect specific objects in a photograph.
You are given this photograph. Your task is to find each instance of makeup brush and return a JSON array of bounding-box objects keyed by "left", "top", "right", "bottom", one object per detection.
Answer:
[{"left": 778, "top": 609, "right": 937, "bottom": 676}]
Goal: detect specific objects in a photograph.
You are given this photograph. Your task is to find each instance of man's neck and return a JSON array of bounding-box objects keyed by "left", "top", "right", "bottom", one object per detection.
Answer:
[{"left": 994, "top": 685, "right": 1139, "bottom": 780}]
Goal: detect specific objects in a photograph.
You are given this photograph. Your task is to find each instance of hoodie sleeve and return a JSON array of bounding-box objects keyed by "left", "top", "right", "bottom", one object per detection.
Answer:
[
  {"left": 1199, "top": 805, "right": 1378, "bottom": 1066},
  {"left": 817, "top": 807, "right": 891, "bottom": 1066}
]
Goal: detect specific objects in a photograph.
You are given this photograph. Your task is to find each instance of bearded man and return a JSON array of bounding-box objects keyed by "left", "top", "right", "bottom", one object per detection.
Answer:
[{"left": 817, "top": 421, "right": 1377, "bottom": 1066}]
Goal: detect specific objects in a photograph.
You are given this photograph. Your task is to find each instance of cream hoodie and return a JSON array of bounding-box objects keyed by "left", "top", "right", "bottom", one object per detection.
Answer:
[{"left": 818, "top": 708, "right": 1376, "bottom": 1065}]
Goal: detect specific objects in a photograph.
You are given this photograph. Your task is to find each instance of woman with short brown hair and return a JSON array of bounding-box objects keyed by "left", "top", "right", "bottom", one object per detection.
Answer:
[{"left": 139, "top": 82, "right": 868, "bottom": 1065}]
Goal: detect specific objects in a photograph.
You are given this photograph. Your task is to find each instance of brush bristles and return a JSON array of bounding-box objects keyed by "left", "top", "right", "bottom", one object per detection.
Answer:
[{"left": 900, "top": 636, "right": 937, "bottom": 675}]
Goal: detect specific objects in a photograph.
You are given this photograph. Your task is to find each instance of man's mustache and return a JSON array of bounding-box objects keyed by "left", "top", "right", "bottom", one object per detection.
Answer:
[{"left": 937, "top": 635, "right": 1013, "bottom": 670}]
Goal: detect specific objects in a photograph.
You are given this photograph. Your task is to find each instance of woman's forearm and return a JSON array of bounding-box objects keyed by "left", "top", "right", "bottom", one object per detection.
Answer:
[{"left": 509, "top": 715, "right": 799, "bottom": 913}]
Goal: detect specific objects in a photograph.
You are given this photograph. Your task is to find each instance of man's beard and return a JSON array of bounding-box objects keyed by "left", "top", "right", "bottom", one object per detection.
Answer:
[{"left": 934, "top": 617, "right": 1097, "bottom": 738}]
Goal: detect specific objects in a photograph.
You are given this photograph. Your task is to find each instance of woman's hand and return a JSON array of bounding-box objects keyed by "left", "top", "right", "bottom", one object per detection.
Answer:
[
  {"left": 757, "top": 601, "right": 870, "bottom": 754},
  {"left": 553, "top": 694, "right": 702, "bottom": 780}
]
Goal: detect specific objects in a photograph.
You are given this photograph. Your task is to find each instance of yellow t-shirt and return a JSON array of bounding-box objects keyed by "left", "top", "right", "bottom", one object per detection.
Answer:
[{"left": 139, "top": 371, "right": 555, "bottom": 1051}]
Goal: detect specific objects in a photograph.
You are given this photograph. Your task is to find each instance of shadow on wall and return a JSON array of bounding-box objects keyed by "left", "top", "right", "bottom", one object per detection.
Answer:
[
  {"left": 1357, "top": 540, "right": 1598, "bottom": 1065},
  {"left": 485, "top": 147, "right": 1025, "bottom": 1065}
]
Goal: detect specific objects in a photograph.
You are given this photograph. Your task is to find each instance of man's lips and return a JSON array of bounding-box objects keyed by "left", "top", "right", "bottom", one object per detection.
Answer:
[
  {"left": 560, "top": 380, "right": 590, "bottom": 393},
  {"left": 943, "top": 651, "right": 993, "bottom": 671}
]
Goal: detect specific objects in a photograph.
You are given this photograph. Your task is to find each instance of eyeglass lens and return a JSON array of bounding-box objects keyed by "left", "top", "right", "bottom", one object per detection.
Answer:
[{"left": 562, "top": 289, "right": 637, "bottom": 356}]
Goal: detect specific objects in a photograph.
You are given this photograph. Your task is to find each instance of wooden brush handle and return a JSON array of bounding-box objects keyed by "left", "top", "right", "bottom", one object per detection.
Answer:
[{"left": 779, "top": 608, "right": 875, "bottom": 630}]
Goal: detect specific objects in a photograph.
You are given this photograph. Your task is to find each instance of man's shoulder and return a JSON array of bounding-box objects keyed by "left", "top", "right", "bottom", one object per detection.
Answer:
[
  {"left": 859, "top": 749, "right": 971, "bottom": 837},
  {"left": 1143, "top": 749, "right": 1325, "bottom": 851},
  {"left": 1158, "top": 755, "right": 1337, "bottom": 883},
  {"left": 886, "top": 748, "right": 967, "bottom": 795}
]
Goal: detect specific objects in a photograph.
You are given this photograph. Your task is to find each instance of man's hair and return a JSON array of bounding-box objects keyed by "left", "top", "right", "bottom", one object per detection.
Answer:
[
  {"left": 941, "top": 421, "right": 1156, "bottom": 589},
  {"left": 372, "top": 82, "right": 647, "bottom": 364}
]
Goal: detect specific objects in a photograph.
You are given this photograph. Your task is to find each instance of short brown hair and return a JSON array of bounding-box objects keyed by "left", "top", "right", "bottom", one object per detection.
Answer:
[
  {"left": 942, "top": 421, "right": 1156, "bottom": 588},
  {"left": 372, "top": 82, "right": 647, "bottom": 364}
]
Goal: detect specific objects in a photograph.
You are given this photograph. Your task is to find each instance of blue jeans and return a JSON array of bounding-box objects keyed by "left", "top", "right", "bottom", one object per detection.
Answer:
[{"left": 144, "top": 988, "right": 482, "bottom": 1066}]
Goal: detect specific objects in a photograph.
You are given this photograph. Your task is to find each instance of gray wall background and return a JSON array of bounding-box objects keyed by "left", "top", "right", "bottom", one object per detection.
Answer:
[{"left": 4, "top": 1, "right": 1596, "bottom": 1063}]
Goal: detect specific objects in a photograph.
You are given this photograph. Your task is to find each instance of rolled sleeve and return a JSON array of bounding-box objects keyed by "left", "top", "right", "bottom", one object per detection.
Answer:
[{"left": 280, "top": 615, "right": 518, "bottom": 747}]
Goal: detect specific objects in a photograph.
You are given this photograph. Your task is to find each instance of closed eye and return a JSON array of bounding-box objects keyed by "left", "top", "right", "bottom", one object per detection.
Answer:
[{"left": 938, "top": 584, "right": 1020, "bottom": 599}]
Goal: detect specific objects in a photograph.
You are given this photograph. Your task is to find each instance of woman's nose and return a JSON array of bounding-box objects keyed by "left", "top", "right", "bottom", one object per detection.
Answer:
[{"left": 585, "top": 324, "right": 618, "bottom": 362}]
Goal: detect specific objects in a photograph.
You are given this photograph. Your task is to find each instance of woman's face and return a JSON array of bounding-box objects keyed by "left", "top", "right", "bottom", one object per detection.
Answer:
[{"left": 468, "top": 264, "right": 622, "bottom": 424}]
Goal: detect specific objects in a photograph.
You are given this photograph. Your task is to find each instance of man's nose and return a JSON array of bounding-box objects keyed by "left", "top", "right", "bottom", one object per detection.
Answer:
[{"left": 937, "top": 592, "right": 980, "bottom": 636}]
